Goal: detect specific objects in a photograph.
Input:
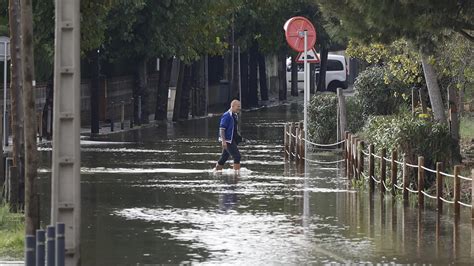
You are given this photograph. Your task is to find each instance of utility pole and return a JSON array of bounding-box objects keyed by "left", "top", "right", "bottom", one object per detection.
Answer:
[
  {"left": 52, "top": 0, "right": 81, "bottom": 264},
  {"left": 20, "top": 0, "right": 39, "bottom": 234},
  {"left": 9, "top": 0, "right": 24, "bottom": 210}
]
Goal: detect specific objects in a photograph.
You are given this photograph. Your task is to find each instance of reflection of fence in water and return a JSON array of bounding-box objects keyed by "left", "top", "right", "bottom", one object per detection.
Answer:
[{"left": 283, "top": 122, "right": 474, "bottom": 260}]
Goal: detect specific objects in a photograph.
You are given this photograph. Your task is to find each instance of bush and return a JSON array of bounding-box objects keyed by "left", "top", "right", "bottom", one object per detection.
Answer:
[
  {"left": 0, "top": 204, "right": 24, "bottom": 259},
  {"left": 308, "top": 93, "right": 366, "bottom": 144},
  {"left": 308, "top": 93, "right": 337, "bottom": 144},
  {"left": 361, "top": 112, "right": 454, "bottom": 187},
  {"left": 354, "top": 66, "right": 410, "bottom": 117}
]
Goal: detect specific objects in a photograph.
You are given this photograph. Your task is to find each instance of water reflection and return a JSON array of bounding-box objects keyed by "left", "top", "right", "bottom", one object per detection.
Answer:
[{"left": 218, "top": 175, "right": 239, "bottom": 212}]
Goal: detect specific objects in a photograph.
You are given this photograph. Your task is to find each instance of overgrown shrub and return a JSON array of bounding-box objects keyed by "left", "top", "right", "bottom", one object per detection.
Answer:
[
  {"left": 354, "top": 66, "right": 410, "bottom": 116},
  {"left": 308, "top": 93, "right": 365, "bottom": 144},
  {"left": 361, "top": 112, "right": 454, "bottom": 187},
  {"left": 0, "top": 204, "right": 24, "bottom": 259},
  {"left": 308, "top": 94, "right": 338, "bottom": 144}
]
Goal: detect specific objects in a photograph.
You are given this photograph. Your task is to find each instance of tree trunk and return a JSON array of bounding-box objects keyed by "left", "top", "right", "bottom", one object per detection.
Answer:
[
  {"left": 90, "top": 50, "right": 100, "bottom": 134},
  {"left": 277, "top": 50, "right": 287, "bottom": 101},
  {"left": 419, "top": 86, "right": 428, "bottom": 114},
  {"left": 317, "top": 47, "right": 328, "bottom": 92},
  {"left": 258, "top": 52, "right": 269, "bottom": 101},
  {"left": 448, "top": 84, "right": 461, "bottom": 163},
  {"left": 420, "top": 52, "right": 447, "bottom": 124},
  {"left": 291, "top": 56, "right": 298, "bottom": 96},
  {"left": 9, "top": 0, "right": 24, "bottom": 211},
  {"left": 197, "top": 58, "right": 206, "bottom": 116},
  {"left": 172, "top": 62, "right": 185, "bottom": 122},
  {"left": 20, "top": 0, "right": 39, "bottom": 235},
  {"left": 248, "top": 44, "right": 259, "bottom": 107},
  {"left": 179, "top": 64, "right": 192, "bottom": 120},
  {"left": 231, "top": 48, "right": 240, "bottom": 100},
  {"left": 155, "top": 58, "right": 173, "bottom": 121},
  {"left": 240, "top": 51, "right": 249, "bottom": 108},
  {"left": 137, "top": 58, "right": 149, "bottom": 123}
]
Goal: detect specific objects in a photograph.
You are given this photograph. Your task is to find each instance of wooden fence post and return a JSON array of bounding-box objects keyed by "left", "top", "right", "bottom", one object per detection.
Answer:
[
  {"left": 352, "top": 135, "right": 357, "bottom": 178},
  {"left": 359, "top": 141, "right": 364, "bottom": 181},
  {"left": 369, "top": 144, "right": 375, "bottom": 193},
  {"left": 284, "top": 123, "right": 289, "bottom": 161},
  {"left": 290, "top": 123, "right": 295, "bottom": 161},
  {"left": 454, "top": 165, "right": 461, "bottom": 217},
  {"left": 418, "top": 156, "right": 425, "bottom": 208},
  {"left": 353, "top": 137, "right": 358, "bottom": 178},
  {"left": 471, "top": 169, "right": 474, "bottom": 220},
  {"left": 347, "top": 134, "right": 353, "bottom": 179},
  {"left": 295, "top": 127, "right": 300, "bottom": 163},
  {"left": 344, "top": 131, "right": 349, "bottom": 159},
  {"left": 380, "top": 148, "right": 387, "bottom": 194},
  {"left": 299, "top": 121, "right": 304, "bottom": 163},
  {"left": 345, "top": 132, "right": 350, "bottom": 177},
  {"left": 436, "top": 162, "right": 443, "bottom": 212},
  {"left": 337, "top": 88, "right": 347, "bottom": 142},
  {"left": 403, "top": 155, "right": 409, "bottom": 202},
  {"left": 391, "top": 150, "right": 398, "bottom": 197}
]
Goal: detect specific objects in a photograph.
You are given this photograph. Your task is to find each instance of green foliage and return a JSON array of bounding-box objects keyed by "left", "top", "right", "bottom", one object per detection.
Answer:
[
  {"left": 0, "top": 0, "right": 7, "bottom": 35},
  {"left": 346, "top": 97, "right": 365, "bottom": 134},
  {"left": 308, "top": 93, "right": 338, "bottom": 144},
  {"left": 461, "top": 115, "right": 474, "bottom": 140},
  {"left": 435, "top": 34, "right": 474, "bottom": 91},
  {"left": 361, "top": 112, "right": 454, "bottom": 178},
  {"left": 354, "top": 66, "right": 410, "bottom": 117},
  {"left": 0, "top": 204, "right": 24, "bottom": 259},
  {"left": 234, "top": 0, "right": 337, "bottom": 55},
  {"left": 347, "top": 39, "right": 423, "bottom": 86},
  {"left": 308, "top": 93, "right": 365, "bottom": 144},
  {"left": 319, "top": 0, "right": 474, "bottom": 52},
  {"left": 104, "top": 0, "right": 232, "bottom": 64}
]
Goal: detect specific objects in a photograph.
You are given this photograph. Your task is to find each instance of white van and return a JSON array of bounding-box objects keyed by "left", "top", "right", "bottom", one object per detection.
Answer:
[{"left": 286, "top": 54, "right": 348, "bottom": 92}]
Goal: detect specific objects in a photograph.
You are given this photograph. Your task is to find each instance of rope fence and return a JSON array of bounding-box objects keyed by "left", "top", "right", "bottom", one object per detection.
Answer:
[
  {"left": 283, "top": 124, "right": 474, "bottom": 219},
  {"left": 421, "top": 190, "right": 437, "bottom": 200},
  {"left": 440, "top": 197, "right": 455, "bottom": 204},
  {"left": 302, "top": 138, "right": 346, "bottom": 147}
]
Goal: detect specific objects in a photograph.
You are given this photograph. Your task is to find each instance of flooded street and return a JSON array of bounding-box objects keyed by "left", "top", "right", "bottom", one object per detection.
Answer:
[{"left": 37, "top": 104, "right": 473, "bottom": 265}]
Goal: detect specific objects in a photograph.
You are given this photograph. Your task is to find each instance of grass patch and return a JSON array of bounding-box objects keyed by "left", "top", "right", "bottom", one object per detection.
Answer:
[
  {"left": 461, "top": 115, "right": 474, "bottom": 140},
  {"left": 0, "top": 203, "right": 24, "bottom": 260}
]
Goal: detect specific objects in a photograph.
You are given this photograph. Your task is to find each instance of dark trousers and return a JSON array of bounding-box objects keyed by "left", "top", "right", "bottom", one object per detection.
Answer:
[{"left": 217, "top": 141, "right": 241, "bottom": 165}]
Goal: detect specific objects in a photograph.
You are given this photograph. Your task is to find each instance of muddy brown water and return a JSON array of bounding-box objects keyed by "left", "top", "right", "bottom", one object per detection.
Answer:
[{"left": 34, "top": 104, "right": 474, "bottom": 265}]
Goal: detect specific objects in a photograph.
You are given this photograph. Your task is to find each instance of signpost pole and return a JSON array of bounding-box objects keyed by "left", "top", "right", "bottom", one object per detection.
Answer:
[{"left": 303, "top": 31, "right": 308, "bottom": 163}]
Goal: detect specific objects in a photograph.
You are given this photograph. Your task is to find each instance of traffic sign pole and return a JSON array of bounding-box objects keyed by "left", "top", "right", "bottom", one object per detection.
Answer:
[
  {"left": 303, "top": 30, "right": 310, "bottom": 228},
  {"left": 303, "top": 30, "right": 309, "bottom": 164}
]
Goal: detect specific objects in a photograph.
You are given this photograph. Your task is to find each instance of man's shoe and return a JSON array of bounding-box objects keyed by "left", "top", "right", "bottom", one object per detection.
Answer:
[{"left": 215, "top": 164, "right": 224, "bottom": 171}]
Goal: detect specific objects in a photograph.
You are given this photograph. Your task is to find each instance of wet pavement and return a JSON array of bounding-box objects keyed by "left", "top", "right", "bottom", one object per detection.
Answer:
[{"left": 35, "top": 103, "right": 474, "bottom": 265}]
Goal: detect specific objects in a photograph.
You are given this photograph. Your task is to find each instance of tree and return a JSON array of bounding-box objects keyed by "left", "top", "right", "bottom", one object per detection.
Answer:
[
  {"left": 233, "top": 0, "right": 333, "bottom": 101},
  {"left": 8, "top": 0, "right": 24, "bottom": 211},
  {"left": 318, "top": 0, "right": 474, "bottom": 123},
  {"left": 104, "top": 0, "right": 231, "bottom": 121},
  {"left": 20, "top": 0, "right": 39, "bottom": 235}
]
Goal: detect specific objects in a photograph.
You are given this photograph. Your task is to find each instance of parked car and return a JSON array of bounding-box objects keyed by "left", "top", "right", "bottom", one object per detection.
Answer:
[{"left": 286, "top": 53, "right": 348, "bottom": 92}]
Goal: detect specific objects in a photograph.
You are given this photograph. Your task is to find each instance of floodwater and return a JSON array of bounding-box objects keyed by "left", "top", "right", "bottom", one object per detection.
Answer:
[{"left": 36, "top": 104, "right": 474, "bottom": 265}]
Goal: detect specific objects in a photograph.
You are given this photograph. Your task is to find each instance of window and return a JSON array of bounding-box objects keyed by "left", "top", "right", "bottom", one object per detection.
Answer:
[{"left": 327, "top": 60, "right": 344, "bottom": 71}]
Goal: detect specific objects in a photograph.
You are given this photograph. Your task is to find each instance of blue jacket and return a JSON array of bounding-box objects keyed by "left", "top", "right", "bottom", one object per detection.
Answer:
[{"left": 218, "top": 110, "right": 235, "bottom": 143}]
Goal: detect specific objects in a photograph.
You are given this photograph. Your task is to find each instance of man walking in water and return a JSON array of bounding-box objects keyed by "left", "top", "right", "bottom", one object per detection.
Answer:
[{"left": 215, "top": 100, "right": 242, "bottom": 171}]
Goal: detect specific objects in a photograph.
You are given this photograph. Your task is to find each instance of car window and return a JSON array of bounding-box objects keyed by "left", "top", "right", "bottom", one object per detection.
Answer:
[{"left": 327, "top": 59, "right": 344, "bottom": 71}]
